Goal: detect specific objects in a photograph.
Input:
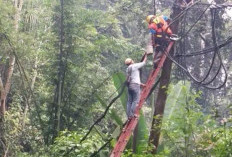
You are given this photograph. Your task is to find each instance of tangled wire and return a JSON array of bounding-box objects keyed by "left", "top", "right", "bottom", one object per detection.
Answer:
[{"left": 165, "top": 2, "right": 232, "bottom": 89}]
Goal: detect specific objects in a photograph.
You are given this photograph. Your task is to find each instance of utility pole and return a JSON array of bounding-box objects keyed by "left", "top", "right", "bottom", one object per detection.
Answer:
[{"left": 148, "top": 0, "right": 192, "bottom": 153}]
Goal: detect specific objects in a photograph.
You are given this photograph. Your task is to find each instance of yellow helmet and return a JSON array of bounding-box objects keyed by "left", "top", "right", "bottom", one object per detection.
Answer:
[
  {"left": 153, "top": 17, "right": 160, "bottom": 24},
  {"left": 125, "top": 58, "right": 133, "bottom": 65},
  {"left": 146, "top": 15, "right": 155, "bottom": 23}
]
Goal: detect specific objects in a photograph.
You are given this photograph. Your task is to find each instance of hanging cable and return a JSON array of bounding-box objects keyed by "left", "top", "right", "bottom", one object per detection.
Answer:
[
  {"left": 164, "top": 49, "right": 227, "bottom": 89},
  {"left": 182, "top": 8, "right": 227, "bottom": 87},
  {"left": 164, "top": 0, "right": 201, "bottom": 35},
  {"left": 175, "top": 36, "right": 232, "bottom": 57},
  {"left": 158, "top": 3, "right": 228, "bottom": 89},
  {"left": 80, "top": 82, "right": 126, "bottom": 143},
  {"left": 89, "top": 138, "right": 113, "bottom": 157},
  {"left": 159, "top": 8, "right": 227, "bottom": 89},
  {"left": 199, "top": 9, "right": 224, "bottom": 85},
  {"left": 178, "top": 2, "right": 212, "bottom": 40}
]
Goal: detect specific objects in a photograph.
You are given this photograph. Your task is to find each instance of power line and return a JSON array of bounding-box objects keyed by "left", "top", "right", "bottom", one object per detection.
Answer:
[
  {"left": 175, "top": 36, "right": 232, "bottom": 57},
  {"left": 160, "top": 2, "right": 230, "bottom": 89}
]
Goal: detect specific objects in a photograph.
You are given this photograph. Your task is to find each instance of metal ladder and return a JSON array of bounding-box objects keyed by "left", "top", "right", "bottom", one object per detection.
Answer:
[{"left": 110, "top": 41, "right": 174, "bottom": 157}]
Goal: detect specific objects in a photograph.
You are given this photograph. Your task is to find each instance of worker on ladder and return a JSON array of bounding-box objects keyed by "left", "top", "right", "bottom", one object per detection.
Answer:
[
  {"left": 124, "top": 53, "right": 147, "bottom": 120},
  {"left": 146, "top": 15, "right": 179, "bottom": 68}
]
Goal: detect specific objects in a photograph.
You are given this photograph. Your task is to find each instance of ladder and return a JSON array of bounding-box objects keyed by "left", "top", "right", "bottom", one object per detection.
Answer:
[{"left": 110, "top": 41, "right": 174, "bottom": 157}]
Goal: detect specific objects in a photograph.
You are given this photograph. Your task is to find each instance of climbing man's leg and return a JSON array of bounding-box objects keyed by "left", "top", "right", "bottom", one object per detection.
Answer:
[
  {"left": 154, "top": 51, "right": 163, "bottom": 64},
  {"left": 126, "top": 86, "right": 133, "bottom": 118},
  {"left": 130, "top": 84, "right": 140, "bottom": 118},
  {"left": 153, "top": 51, "right": 163, "bottom": 68}
]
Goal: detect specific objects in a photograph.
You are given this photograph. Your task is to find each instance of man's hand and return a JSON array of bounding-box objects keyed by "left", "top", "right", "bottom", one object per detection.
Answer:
[{"left": 140, "top": 83, "right": 146, "bottom": 88}]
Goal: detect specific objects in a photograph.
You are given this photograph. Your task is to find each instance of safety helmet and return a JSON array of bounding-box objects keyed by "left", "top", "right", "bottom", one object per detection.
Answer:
[
  {"left": 153, "top": 17, "right": 160, "bottom": 24},
  {"left": 125, "top": 58, "right": 133, "bottom": 65},
  {"left": 146, "top": 15, "right": 155, "bottom": 24}
]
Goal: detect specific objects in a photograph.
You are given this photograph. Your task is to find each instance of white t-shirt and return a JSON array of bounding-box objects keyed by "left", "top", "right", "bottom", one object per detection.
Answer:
[{"left": 126, "top": 61, "right": 146, "bottom": 84}]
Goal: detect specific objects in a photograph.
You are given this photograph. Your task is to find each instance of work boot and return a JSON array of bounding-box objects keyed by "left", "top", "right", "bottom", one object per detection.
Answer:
[
  {"left": 128, "top": 116, "right": 133, "bottom": 121},
  {"left": 133, "top": 114, "right": 138, "bottom": 118}
]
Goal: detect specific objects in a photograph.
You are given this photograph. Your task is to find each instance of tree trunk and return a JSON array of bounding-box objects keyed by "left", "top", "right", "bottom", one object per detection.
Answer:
[
  {"left": 53, "top": 0, "right": 65, "bottom": 140},
  {"left": 148, "top": 54, "right": 173, "bottom": 153},
  {"left": 0, "top": 77, "right": 6, "bottom": 155},
  {"left": 153, "top": 0, "right": 156, "bottom": 15},
  {"left": 0, "top": 40, "right": 16, "bottom": 157},
  {"left": 22, "top": 54, "right": 38, "bottom": 129},
  {"left": 0, "top": 78, "right": 6, "bottom": 115},
  {"left": 148, "top": 0, "right": 184, "bottom": 153},
  {"left": 0, "top": 0, "right": 23, "bottom": 155},
  {"left": 0, "top": 56, "right": 15, "bottom": 115}
]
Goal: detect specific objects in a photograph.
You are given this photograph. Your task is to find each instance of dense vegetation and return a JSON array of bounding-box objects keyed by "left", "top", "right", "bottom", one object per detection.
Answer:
[{"left": 0, "top": 0, "right": 231, "bottom": 156}]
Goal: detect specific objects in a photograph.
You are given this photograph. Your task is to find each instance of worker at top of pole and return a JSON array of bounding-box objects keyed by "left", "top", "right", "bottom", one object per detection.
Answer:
[
  {"left": 146, "top": 15, "right": 179, "bottom": 68},
  {"left": 146, "top": 14, "right": 180, "bottom": 44},
  {"left": 124, "top": 53, "right": 147, "bottom": 120},
  {"left": 146, "top": 15, "right": 173, "bottom": 37}
]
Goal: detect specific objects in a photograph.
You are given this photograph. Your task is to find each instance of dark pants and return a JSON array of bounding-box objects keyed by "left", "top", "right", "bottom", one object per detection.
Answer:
[
  {"left": 127, "top": 83, "right": 140, "bottom": 118},
  {"left": 154, "top": 38, "right": 168, "bottom": 53},
  {"left": 153, "top": 38, "right": 169, "bottom": 65}
]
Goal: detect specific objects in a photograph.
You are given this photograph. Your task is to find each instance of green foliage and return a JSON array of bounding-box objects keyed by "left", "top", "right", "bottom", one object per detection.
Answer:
[
  {"left": 112, "top": 72, "right": 127, "bottom": 111},
  {"left": 159, "top": 82, "right": 204, "bottom": 156},
  {"left": 50, "top": 130, "right": 106, "bottom": 157},
  {"left": 134, "top": 112, "right": 149, "bottom": 154},
  {"left": 157, "top": 82, "right": 232, "bottom": 157},
  {"left": 0, "top": 0, "right": 14, "bottom": 62},
  {"left": 164, "top": 81, "right": 191, "bottom": 120},
  {"left": 196, "top": 120, "right": 232, "bottom": 157},
  {"left": 96, "top": 94, "right": 123, "bottom": 125},
  {"left": 0, "top": 0, "right": 231, "bottom": 156},
  {"left": 4, "top": 108, "right": 46, "bottom": 157},
  {"left": 0, "top": 0, "right": 14, "bottom": 31}
]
